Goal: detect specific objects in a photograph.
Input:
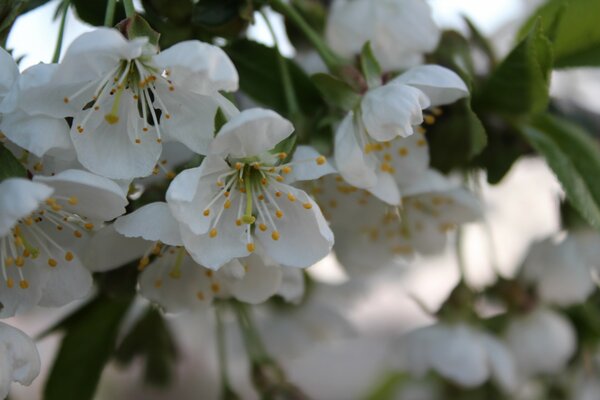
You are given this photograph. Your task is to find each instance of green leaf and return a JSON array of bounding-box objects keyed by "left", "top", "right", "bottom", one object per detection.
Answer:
[
  {"left": 311, "top": 73, "right": 360, "bottom": 111},
  {"left": 0, "top": 144, "right": 26, "bottom": 181},
  {"left": 429, "top": 31, "right": 476, "bottom": 87},
  {"left": 477, "top": 20, "right": 553, "bottom": 115},
  {"left": 464, "top": 16, "right": 497, "bottom": 66},
  {"left": 70, "top": 0, "right": 126, "bottom": 26},
  {"left": 519, "top": 114, "right": 600, "bottom": 230},
  {"left": 225, "top": 39, "right": 324, "bottom": 116},
  {"left": 518, "top": 0, "right": 600, "bottom": 68},
  {"left": 114, "top": 307, "right": 178, "bottom": 387},
  {"left": 117, "top": 14, "right": 160, "bottom": 46},
  {"left": 360, "top": 42, "right": 381, "bottom": 89},
  {"left": 44, "top": 294, "right": 133, "bottom": 400},
  {"left": 426, "top": 98, "right": 487, "bottom": 173}
]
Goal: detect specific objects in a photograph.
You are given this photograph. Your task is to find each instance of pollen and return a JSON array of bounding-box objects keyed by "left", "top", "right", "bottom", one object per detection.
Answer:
[
  {"left": 246, "top": 243, "right": 255, "bottom": 252},
  {"left": 135, "top": 138, "right": 141, "bottom": 144},
  {"left": 48, "top": 258, "right": 57, "bottom": 267},
  {"left": 205, "top": 270, "right": 213, "bottom": 278},
  {"left": 316, "top": 156, "right": 326, "bottom": 165},
  {"left": 15, "top": 257, "right": 24, "bottom": 267},
  {"left": 417, "top": 139, "right": 427, "bottom": 147},
  {"left": 303, "top": 202, "right": 313, "bottom": 210},
  {"left": 236, "top": 219, "right": 242, "bottom": 226},
  {"left": 6, "top": 278, "right": 14, "bottom": 288},
  {"left": 76, "top": 125, "right": 84, "bottom": 134},
  {"left": 287, "top": 193, "right": 296, "bottom": 202},
  {"left": 398, "top": 147, "right": 409, "bottom": 157},
  {"left": 33, "top": 162, "right": 43, "bottom": 172},
  {"left": 211, "top": 282, "right": 220, "bottom": 293},
  {"left": 424, "top": 115, "right": 436, "bottom": 125},
  {"left": 275, "top": 210, "right": 283, "bottom": 219},
  {"left": 278, "top": 152, "right": 287, "bottom": 160},
  {"left": 235, "top": 162, "right": 243, "bottom": 170},
  {"left": 224, "top": 200, "right": 231, "bottom": 209},
  {"left": 275, "top": 191, "right": 282, "bottom": 198},
  {"left": 282, "top": 166, "right": 292, "bottom": 174},
  {"left": 271, "top": 231, "right": 280, "bottom": 241},
  {"left": 259, "top": 223, "right": 267, "bottom": 232},
  {"left": 19, "top": 280, "right": 29, "bottom": 289},
  {"left": 74, "top": 230, "right": 83, "bottom": 238},
  {"left": 65, "top": 252, "right": 74, "bottom": 261},
  {"left": 68, "top": 196, "right": 78, "bottom": 205},
  {"left": 138, "top": 256, "right": 150, "bottom": 270},
  {"left": 63, "top": 97, "right": 69, "bottom": 103},
  {"left": 209, "top": 228, "right": 218, "bottom": 238},
  {"left": 275, "top": 175, "right": 284, "bottom": 182},
  {"left": 104, "top": 114, "right": 119, "bottom": 125},
  {"left": 84, "top": 223, "right": 94, "bottom": 230}
]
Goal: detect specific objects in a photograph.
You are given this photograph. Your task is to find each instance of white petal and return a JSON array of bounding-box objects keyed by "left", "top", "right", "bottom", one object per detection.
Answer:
[
  {"left": 361, "top": 83, "right": 429, "bottom": 141},
  {"left": 0, "top": 110, "right": 72, "bottom": 158},
  {"left": 34, "top": 169, "right": 128, "bottom": 221},
  {"left": 286, "top": 146, "right": 336, "bottom": 183},
  {"left": 229, "top": 253, "right": 282, "bottom": 304},
  {"left": 114, "top": 202, "right": 183, "bottom": 246},
  {"left": 367, "top": 170, "right": 401, "bottom": 205},
  {"left": 157, "top": 83, "right": 219, "bottom": 155},
  {"left": 400, "top": 168, "right": 453, "bottom": 197},
  {"left": 479, "top": 333, "right": 518, "bottom": 393},
  {"left": 389, "top": 134, "right": 430, "bottom": 191},
  {"left": 83, "top": 224, "right": 149, "bottom": 272},
  {"left": 325, "top": 0, "right": 374, "bottom": 59},
  {"left": 70, "top": 93, "right": 161, "bottom": 179},
  {"left": 277, "top": 268, "right": 305, "bottom": 304},
  {"left": 256, "top": 185, "right": 333, "bottom": 268},
  {"left": 0, "top": 322, "right": 40, "bottom": 388},
  {"left": 153, "top": 40, "right": 238, "bottom": 94},
  {"left": 392, "top": 65, "right": 469, "bottom": 106},
  {"left": 0, "top": 47, "right": 18, "bottom": 98},
  {"left": 0, "top": 258, "right": 47, "bottom": 318},
  {"left": 38, "top": 248, "right": 93, "bottom": 307},
  {"left": 0, "top": 179, "right": 53, "bottom": 237},
  {"left": 334, "top": 112, "right": 378, "bottom": 189},
  {"left": 209, "top": 108, "right": 294, "bottom": 158},
  {"left": 166, "top": 156, "right": 231, "bottom": 235}
]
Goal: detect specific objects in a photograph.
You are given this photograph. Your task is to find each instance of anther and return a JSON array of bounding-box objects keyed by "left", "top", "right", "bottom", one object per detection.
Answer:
[
  {"left": 303, "top": 202, "right": 313, "bottom": 210},
  {"left": 19, "top": 280, "right": 29, "bottom": 289},
  {"left": 259, "top": 223, "right": 267, "bottom": 232},
  {"left": 271, "top": 231, "right": 280, "bottom": 241},
  {"left": 316, "top": 156, "right": 326, "bottom": 165},
  {"left": 48, "top": 258, "right": 57, "bottom": 267},
  {"left": 246, "top": 243, "right": 255, "bottom": 252},
  {"left": 287, "top": 193, "right": 296, "bottom": 202},
  {"left": 209, "top": 228, "right": 218, "bottom": 238},
  {"left": 65, "top": 252, "right": 74, "bottom": 261}
]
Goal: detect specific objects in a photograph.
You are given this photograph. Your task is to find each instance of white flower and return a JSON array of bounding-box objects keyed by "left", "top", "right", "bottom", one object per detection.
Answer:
[
  {"left": 115, "top": 202, "right": 303, "bottom": 312},
  {"left": 0, "top": 170, "right": 128, "bottom": 317},
  {"left": 311, "top": 169, "right": 481, "bottom": 274},
  {"left": 522, "top": 233, "right": 598, "bottom": 307},
  {"left": 19, "top": 28, "right": 238, "bottom": 179},
  {"left": 0, "top": 49, "right": 72, "bottom": 162},
  {"left": 166, "top": 108, "right": 335, "bottom": 270},
  {"left": 326, "top": 0, "right": 440, "bottom": 71},
  {"left": 0, "top": 322, "right": 40, "bottom": 399},
  {"left": 334, "top": 65, "right": 469, "bottom": 204},
  {"left": 393, "top": 322, "right": 518, "bottom": 392},
  {"left": 504, "top": 307, "right": 576, "bottom": 377}
]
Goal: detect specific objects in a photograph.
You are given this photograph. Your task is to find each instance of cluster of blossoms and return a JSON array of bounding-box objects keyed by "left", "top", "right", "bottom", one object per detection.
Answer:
[{"left": 2, "top": 0, "right": 598, "bottom": 398}]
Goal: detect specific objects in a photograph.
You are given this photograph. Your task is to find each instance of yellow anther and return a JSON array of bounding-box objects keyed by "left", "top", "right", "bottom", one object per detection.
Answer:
[
  {"left": 138, "top": 256, "right": 150, "bottom": 270},
  {"left": 205, "top": 270, "right": 213, "bottom": 278},
  {"left": 76, "top": 125, "right": 84, "bottom": 134},
  {"left": 65, "top": 251, "right": 74, "bottom": 261},
  {"left": 74, "top": 230, "right": 83, "bottom": 238},
  {"left": 383, "top": 153, "right": 392, "bottom": 162},
  {"left": 316, "top": 156, "right": 326, "bottom": 165},
  {"left": 48, "top": 258, "right": 57, "bottom": 267},
  {"left": 166, "top": 171, "right": 176, "bottom": 180},
  {"left": 68, "top": 197, "right": 78, "bottom": 205},
  {"left": 275, "top": 210, "right": 283, "bottom": 219},
  {"left": 275, "top": 191, "right": 282, "bottom": 198},
  {"left": 165, "top": 114, "right": 171, "bottom": 120},
  {"left": 196, "top": 291, "right": 205, "bottom": 300},
  {"left": 224, "top": 200, "right": 231, "bottom": 209},
  {"left": 6, "top": 278, "right": 14, "bottom": 288},
  {"left": 380, "top": 163, "right": 395, "bottom": 173},
  {"left": 5, "top": 257, "right": 14, "bottom": 266},
  {"left": 24, "top": 218, "right": 33, "bottom": 226},
  {"left": 373, "top": 143, "right": 383, "bottom": 151},
  {"left": 15, "top": 257, "right": 24, "bottom": 267},
  {"left": 209, "top": 228, "right": 218, "bottom": 238},
  {"left": 235, "top": 162, "right": 243, "bottom": 170},
  {"left": 51, "top": 204, "right": 62, "bottom": 212},
  {"left": 33, "top": 162, "right": 43, "bottom": 172},
  {"left": 224, "top": 191, "right": 230, "bottom": 198},
  {"left": 259, "top": 223, "right": 268, "bottom": 232},
  {"left": 235, "top": 219, "right": 242, "bottom": 226},
  {"left": 156, "top": 138, "right": 162, "bottom": 143},
  {"left": 246, "top": 243, "right": 255, "bottom": 252},
  {"left": 203, "top": 209, "right": 210, "bottom": 217},
  {"left": 424, "top": 115, "right": 436, "bottom": 125},
  {"left": 287, "top": 193, "right": 296, "bottom": 202},
  {"left": 271, "top": 231, "right": 280, "bottom": 241},
  {"left": 303, "top": 202, "right": 313, "bottom": 210},
  {"left": 252, "top": 163, "right": 261, "bottom": 170},
  {"left": 275, "top": 175, "right": 284, "bottom": 182},
  {"left": 211, "top": 282, "right": 220, "bottom": 293},
  {"left": 19, "top": 280, "right": 29, "bottom": 289},
  {"left": 63, "top": 97, "right": 69, "bottom": 103},
  {"left": 84, "top": 223, "right": 94, "bottom": 230},
  {"left": 135, "top": 138, "right": 141, "bottom": 144},
  {"left": 258, "top": 194, "right": 265, "bottom": 201},
  {"left": 398, "top": 147, "right": 409, "bottom": 157},
  {"left": 417, "top": 139, "right": 427, "bottom": 147},
  {"left": 282, "top": 166, "right": 292, "bottom": 174},
  {"left": 278, "top": 152, "right": 287, "bottom": 160},
  {"left": 216, "top": 181, "right": 224, "bottom": 187}
]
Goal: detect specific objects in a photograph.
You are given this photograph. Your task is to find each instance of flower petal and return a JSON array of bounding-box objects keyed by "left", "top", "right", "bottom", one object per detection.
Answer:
[
  {"left": 0, "top": 179, "right": 53, "bottom": 237},
  {"left": 0, "top": 47, "right": 18, "bottom": 98},
  {"left": 392, "top": 65, "right": 469, "bottom": 106},
  {"left": 367, "top": 170, "right": 401, "bottom": 205},
  {"left": 153, "top": 40, "right": 238, "bottom": 94},
  {"left": 277, "top": 268, "right": 305, "bottom": 304},
  {"left": 0, "top": 322, "right": 40, "bottom": 390},
  {"left": 229, "top": 253, "right": 282, "bottom": 304},
  {"left": 209, "top": 108, "right": 294, "bottom": 159},
  {"left": 115, "top": 202, "right": 183, "bottom": 246},
  {"left": 286, "top": 146, "right": 336, "bottom": 183},
  {"left": 83, "top": 224, "right": 148, "bottom": 272}
]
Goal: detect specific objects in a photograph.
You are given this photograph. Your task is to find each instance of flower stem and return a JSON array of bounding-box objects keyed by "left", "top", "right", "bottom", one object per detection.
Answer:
[
  {"left": 52, "top": 1, "right": 69, "bottom": 63},
  {"left": 104, "top": 0, "right": 117, "bottom": 27},
  {"left": 260, "top": 10, "right": 300, "bottom": 117},
  {"left": 122, "top": 0, "right": 136, "bottom": 18},
  {"left": 269, "top": 0, "right": 345, "bottom": 72}
]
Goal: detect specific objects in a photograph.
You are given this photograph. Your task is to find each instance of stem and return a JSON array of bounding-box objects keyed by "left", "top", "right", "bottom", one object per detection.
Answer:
[
  {"left": 232, "top": 300, "right": 268, "bottom": 362},
  {"left": 269, "top": 0, "right": 345, "bottom": 72},
  {"left": 215, "top": 302, "right": 237, "bottom": 400},
  {"left": 260, "top": 10, "right": 300, "bottom": 117},
  {"left": 104, "top": 0, "right": 117, "bottom": 27},
  {"left": 122, "top": 0, "right": 136, "bottom": 18},
  {"left": 52, "top": 1, "right": 69, "bottom": 63}
]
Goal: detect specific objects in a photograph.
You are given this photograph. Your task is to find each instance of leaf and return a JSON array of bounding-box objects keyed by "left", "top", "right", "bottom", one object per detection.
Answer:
[
  {"left": 477, "top": 20, "right": 553, "bottom": 115},
  {"left": 360, "top": 42, "right": 381, "bottom": 89},
  {"left": 117, "top": 14, "right": 160, "bottom": 46},
  {"left": 225, "top": 39, "right": 324, "bottom": 116},
  {"left": 518, "top": 0, "right": 600, "bottom": 68},
  {"left": 519, "top": 114, "right": 600, "bottom": 230},
  {"left": 44, "top": 294, "right": 133, "bottom": 400},
  {"left": 70, "top": 0, "right": 126, "bottom": 26},
  {"left": 0, "top": 144, "right": 26, "bottom": 181},
  {"left": 311, "top": 73, "right": 360, "bottom": 111},
  {"left": 464, "top": 15, "right": 497, "bottom": 66},
  {"left": 114, "top": 307, "right": 178, "bottom": 387},
  {"left": 429, "top": 31, "right": 476, "bottom": 87},
  {"left": 426, "top": 98, "right": 487, "bottom": 173}
]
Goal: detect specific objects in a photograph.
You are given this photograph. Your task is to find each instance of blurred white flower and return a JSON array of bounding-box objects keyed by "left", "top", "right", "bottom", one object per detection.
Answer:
[
  {"left": 504, "top": 307, "right": 576, "bottom": 377},
  {"left": 326, "top": 0, "right": 440, "bottom": 71},
  {"left": 0, "top": 170, "right": 127, "bottom": 317},
  {"left": 334, "top": 65, "right": 468, "bottom": 204},
  {"left": 18, "top": 28, "right": 238, "bottom": 179},
  {"left": 393, "top": 322, "right": 518, "bottom": 392},
  {"left": 166, "top": 108, "right": 335, "bottom": 270},
  {"left": 0, "top": 322, "right": 40, "bottom": 399}
]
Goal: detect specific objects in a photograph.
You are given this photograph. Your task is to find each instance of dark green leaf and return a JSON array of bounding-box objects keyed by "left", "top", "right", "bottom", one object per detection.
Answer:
[
  {"left": 464, "top": 16, "right": 497, "bottom": 66},
  {"left": 360, "top": 42, "right": 381, "bottom": 89},
  {"left": 225, "top": 39, "right": 325, "bottom": 116},
  {"left": 114, "top": 307, "right": 178, "bottom": 386},
  {"left": 429, "top": 31, "right": 476, "bottom": 86},
  {"left": 426, "top": 98, "right": 487, "bottom": 172},
  {"left": 477, "top": 20, "right": 553, "bottom": 115},
  {"left": 191, "top": 0, "right": 252, "bottom": 38},
  {"left": 518, "top": 0, "right": 600, "bottom": 68},
  {"left": 519, "top": 114, "right": 600, "bottom": 230},
  {"left": 70, "top": 0, "right": 126, "bottom": 26},
  {"left": 0, "top": 144, "right": 26, "bottom": 181},
  {"left": 44, "top": 294, "right": 133, "bottom": 400},
  {"left": 311, "top": 73, "right": 360, "bottom": 111}
]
